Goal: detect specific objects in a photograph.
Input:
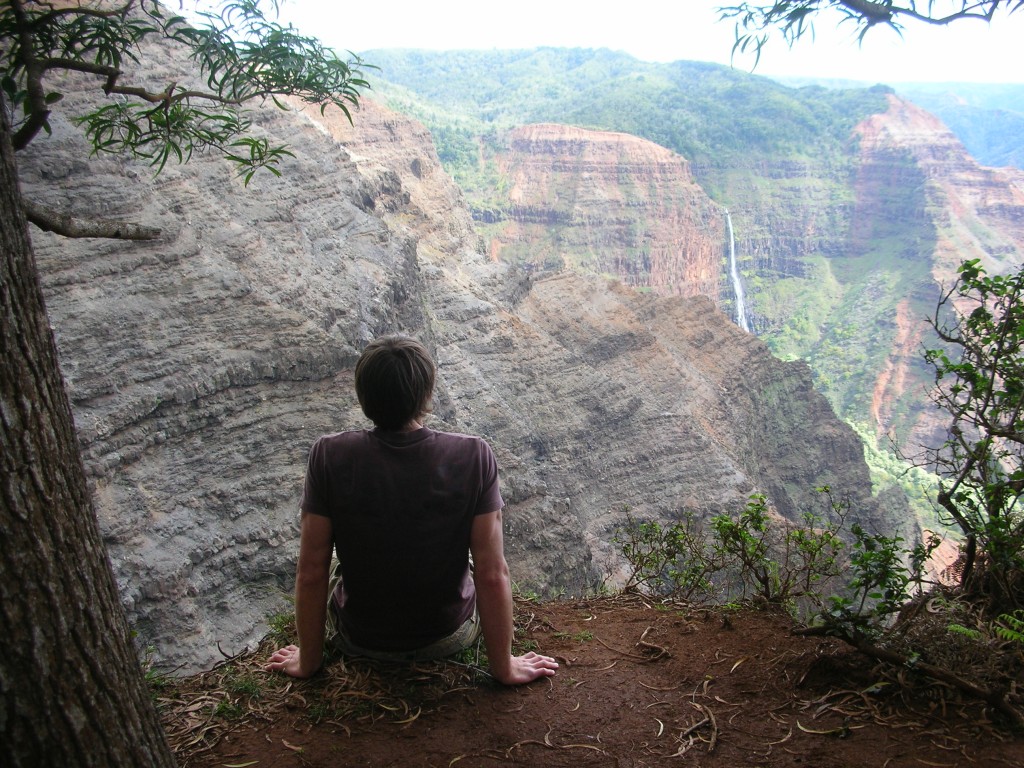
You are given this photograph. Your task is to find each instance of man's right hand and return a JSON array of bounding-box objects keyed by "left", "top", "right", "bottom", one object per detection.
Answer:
[
  {"left": 493, "top": 650, "right": 559, "bottom": 685},
  {"left": 265, "top": 643, "right": 322, "bottom": 679}
]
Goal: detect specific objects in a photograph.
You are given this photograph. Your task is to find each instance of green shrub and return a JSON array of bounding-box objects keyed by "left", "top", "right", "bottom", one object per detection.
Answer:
[
  {"left": 613, "top": 512, "right": 716, "bottom": 599},
  {"left": 825, "top": 526, "right": 940, "bottom": 640},
  {"left": 925, "top": 260, "right": 1024, "bottom": 612},
  {"left": 710, "top": 492, "right": 844, "bottom": 611}
]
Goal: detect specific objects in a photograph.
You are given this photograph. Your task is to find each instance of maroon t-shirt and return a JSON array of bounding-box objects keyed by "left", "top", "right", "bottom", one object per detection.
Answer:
[{"left": 301, "top": 427, "right": 503, "bottom": 651}]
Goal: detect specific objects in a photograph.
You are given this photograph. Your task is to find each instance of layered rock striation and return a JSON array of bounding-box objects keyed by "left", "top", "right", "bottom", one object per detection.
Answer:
[
  {"left": 854, "top": 95, "right": 1024, "bottom": 284},
  {"left": 486, "top": 124, "right": 723, "bottom": 302},
  {"left": 21, "top": 50, "right": 901, "bottom": 672}
]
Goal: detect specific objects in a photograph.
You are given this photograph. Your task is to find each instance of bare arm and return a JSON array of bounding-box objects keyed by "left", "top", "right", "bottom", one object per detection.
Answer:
[
  {"left": 470, "top": 510, "right": 559, "bottom": 685},
  {"left": 266, "top": 511, "right": 334, "bottom": 678}
]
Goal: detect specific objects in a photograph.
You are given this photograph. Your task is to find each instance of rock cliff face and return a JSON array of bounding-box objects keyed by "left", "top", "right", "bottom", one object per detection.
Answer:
[
  {"left": 21, "top": 54, "right": 900, "bottom": 672},
  {"left": 850, "top": 95, "right": 1024, "bottom": 447},
  {"left": 362, "top": 51, "right": 1024, "bottom": 467},
  {"left": 477, "top": 93, "right": 1024, "bottom": 454},
  {"left": 467, "top": 92, "right": 1024, "bottom": 453},
  {"left": 484, "top": 124, "right": 723, "bottom": 302},
  {"left": 854, "top": 95, "right": 1024, "bottom": 284}
]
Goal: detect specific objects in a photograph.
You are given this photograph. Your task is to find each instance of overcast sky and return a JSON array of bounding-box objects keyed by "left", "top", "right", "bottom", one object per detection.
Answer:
[{"left": 273, "top": 0, "right": 1024, "bottom": 85}]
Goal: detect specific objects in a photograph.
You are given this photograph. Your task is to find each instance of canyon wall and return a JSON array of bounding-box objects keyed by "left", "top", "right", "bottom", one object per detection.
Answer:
[
  {"left": 484, "top": 124, "right": 723, "bottom": 302},
  {"left": 847, "top": 95, "right": 1024, "bottom": 448},
  {"left": 449, "top": 87, "right": 1024, "bottom": 451},
  {"left": 854, "top": 95, "right": 1024, "bottom": 283},
  {"left": 20, "top": 52, "right": 903, "bottom": 673},
  {"left": 364, "top": 50, "right": 1024, "bottom": 466}
]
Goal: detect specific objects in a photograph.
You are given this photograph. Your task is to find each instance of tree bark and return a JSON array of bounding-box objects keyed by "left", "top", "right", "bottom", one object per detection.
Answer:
[{"left": 0, "top": 99, "right": 176, "bottom": 766}]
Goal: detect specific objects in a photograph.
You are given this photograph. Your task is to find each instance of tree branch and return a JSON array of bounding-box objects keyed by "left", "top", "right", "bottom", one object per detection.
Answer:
[
  {"left": 795, "top": 625, "right": 1024, "bottom": 727},
  {"left": 22, "top": 198, "right": 161, "bottom": 240},
  {"left": 11, "top": 0, "right": 49, "bottom": 150},
  {"left": 892, "top": 1, "right": 1008, "bottom": 26},
  {"left": 105, "top": 81, "right": 243, "bottom": 108},
  {"left": 838, "top": 0, "right": 893, "bottom": 24},
  {"left": 728, "top": 1, "right": 1024, "bottom": 47},
  {"left": 853, "top": 637, "right": 1024, "bottom": 728},
  {"left": 39, "top": 57, "right": 120, "bottom": 80}
]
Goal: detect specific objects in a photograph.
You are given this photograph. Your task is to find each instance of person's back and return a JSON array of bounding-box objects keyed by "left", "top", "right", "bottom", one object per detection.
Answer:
[
  {"left": 305, "top": 426, "right": 497, "bottom": 650},
  {"left": 267, "top": 336, "right": 558, "bottom": 684}
]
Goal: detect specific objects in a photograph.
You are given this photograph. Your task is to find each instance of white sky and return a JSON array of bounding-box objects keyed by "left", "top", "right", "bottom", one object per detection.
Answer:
[{"left": 272, "top": 0, "right": 1024, "bottom": 85}]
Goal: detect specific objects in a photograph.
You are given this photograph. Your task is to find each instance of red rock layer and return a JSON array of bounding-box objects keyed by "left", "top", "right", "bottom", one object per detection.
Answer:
[{"left": 491, "top": 124, "right": 724, "bottom": 304}]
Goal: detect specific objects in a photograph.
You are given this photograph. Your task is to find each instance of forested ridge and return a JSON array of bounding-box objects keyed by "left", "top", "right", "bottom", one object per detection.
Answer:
[{"left": 364, "top": 48, "right": 891, "bottom": 187}]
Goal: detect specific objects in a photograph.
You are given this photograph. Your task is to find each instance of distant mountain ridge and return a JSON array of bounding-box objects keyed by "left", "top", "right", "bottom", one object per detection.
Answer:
[
  {"left": 778, "top": 76, "right": 1024, "bottom": 170},
  {"left": 895, "top": 83, "right": 1024, "bottom": 170}
]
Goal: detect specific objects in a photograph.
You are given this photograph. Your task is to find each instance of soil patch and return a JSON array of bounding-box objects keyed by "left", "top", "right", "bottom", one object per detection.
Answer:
[{"left": 160, "top": 595, "right": 1023, "bottom": 767}]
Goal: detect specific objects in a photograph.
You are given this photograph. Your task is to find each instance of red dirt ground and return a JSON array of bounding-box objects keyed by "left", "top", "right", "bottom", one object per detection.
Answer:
[{"left": 163, "top": 595, "right": 1024, "bottom": 768}]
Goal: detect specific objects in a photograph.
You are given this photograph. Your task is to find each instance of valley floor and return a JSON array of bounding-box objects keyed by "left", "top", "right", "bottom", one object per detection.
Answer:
[{"left": 160, "top": 595, "right": 1023, "bottom": 767}]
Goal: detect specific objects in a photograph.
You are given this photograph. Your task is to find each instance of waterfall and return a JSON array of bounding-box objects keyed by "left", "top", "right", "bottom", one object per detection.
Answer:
[{"left": 725, "top": 209, "right": 750, "bottom": 333}]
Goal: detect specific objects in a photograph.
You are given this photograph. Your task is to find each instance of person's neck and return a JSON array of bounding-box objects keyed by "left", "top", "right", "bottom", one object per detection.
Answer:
[{"left": 401, "top": 419, "right": 423, "bottom": 432}]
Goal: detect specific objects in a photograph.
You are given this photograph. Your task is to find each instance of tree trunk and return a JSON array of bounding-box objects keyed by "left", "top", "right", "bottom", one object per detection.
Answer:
[{"left": 0, "top": 101, "right": 176, "bottom": 766}]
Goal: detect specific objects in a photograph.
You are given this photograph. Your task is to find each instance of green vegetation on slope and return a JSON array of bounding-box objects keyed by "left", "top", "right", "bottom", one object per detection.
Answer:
[
  {"left": 750, "top": 254, "right": 842, "bottom": 360},
  {"left": 367, "top": 49, "right": 890, "bottom": 190},
  {"left": 806, "top": 244, "right": 937, "bottom": 424},
  {"left": 849, "top": 421, "right": 945, "bottom": 534}
]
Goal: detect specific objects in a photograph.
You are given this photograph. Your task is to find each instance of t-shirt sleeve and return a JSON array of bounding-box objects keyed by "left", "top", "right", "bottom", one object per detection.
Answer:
[
  {"left": 476, "top": 439, "right": 504, "bottom": 515},
  {"left": 300, "top": 436, "right": 332, "bottom": 518}
]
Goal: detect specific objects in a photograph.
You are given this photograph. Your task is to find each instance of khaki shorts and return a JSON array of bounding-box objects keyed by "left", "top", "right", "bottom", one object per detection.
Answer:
[{"left": 324, "top": 561, "right": 482, "bottom": 662}]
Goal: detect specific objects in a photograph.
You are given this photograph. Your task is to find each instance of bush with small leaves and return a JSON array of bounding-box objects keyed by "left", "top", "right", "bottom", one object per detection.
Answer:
[
  {"left": 924, "top": 259, "right": 1024, "bottom": 612},
  {"left": 824, "top": 525, "right": 940, "bottom": 641},
  {"left": 613, "top": 512, "right": 718, "bottom": 600},
  {"left": 710, "top": 492, "right": 844, "bottom": 611}
]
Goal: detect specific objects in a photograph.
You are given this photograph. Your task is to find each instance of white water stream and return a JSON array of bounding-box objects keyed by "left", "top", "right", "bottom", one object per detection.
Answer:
[{"left": 725, "top": 209, "right": 750, "bottom": 333}]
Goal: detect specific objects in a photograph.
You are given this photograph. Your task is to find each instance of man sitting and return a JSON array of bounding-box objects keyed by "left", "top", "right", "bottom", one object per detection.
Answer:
[{"left": 267, "top": 335, "right": 558, "bottom": 685}]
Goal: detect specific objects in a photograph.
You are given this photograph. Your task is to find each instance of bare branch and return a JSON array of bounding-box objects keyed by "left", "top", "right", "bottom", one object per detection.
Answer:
[
  {"left": 11, "top": 0, "right": 49, "bottom": 150},
  {"left": 22, "top": 198, "right": 161, "bottom": 240},
  {"left": 838, "top": 0, "right": 893, "bottom": 24},
  {"left": 105, "top": 82, "right": 243, "bottom": 108},
  {"left": 892, "top": 0, "right": 1009, "bottom": 26},
  {"left": 39, "top": 57, "right": 120, "bottom": 80},
  {"left": 723, "top": 0, "right": 1024, "bottom": 57}
]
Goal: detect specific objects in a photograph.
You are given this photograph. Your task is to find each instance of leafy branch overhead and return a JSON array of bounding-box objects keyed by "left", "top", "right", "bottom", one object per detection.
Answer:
[
  {"left": 0, "top": 0, "right": 372, "bottom": 238},
  {"left": 719, "top": 1, "right": 1024, "bottom": 65}
]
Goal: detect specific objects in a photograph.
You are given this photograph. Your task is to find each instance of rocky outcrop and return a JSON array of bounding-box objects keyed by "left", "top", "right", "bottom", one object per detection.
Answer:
[
  {"left": 851, "top": 95, "right": 1024, "bottom": 448},
  {"left": 487, "top": 124, "right": 724, "bottom": 302},
  {"left": 21, "top": 52, "right": 901, "bottom": 672},
  {"left": 855, "top": 95, "right": 1024, "bottom": 283}
]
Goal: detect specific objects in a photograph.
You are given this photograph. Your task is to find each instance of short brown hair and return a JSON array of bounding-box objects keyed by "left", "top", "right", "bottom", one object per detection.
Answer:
[{"left": 354, "top": 336, "right": 436, "bottom": 430}]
